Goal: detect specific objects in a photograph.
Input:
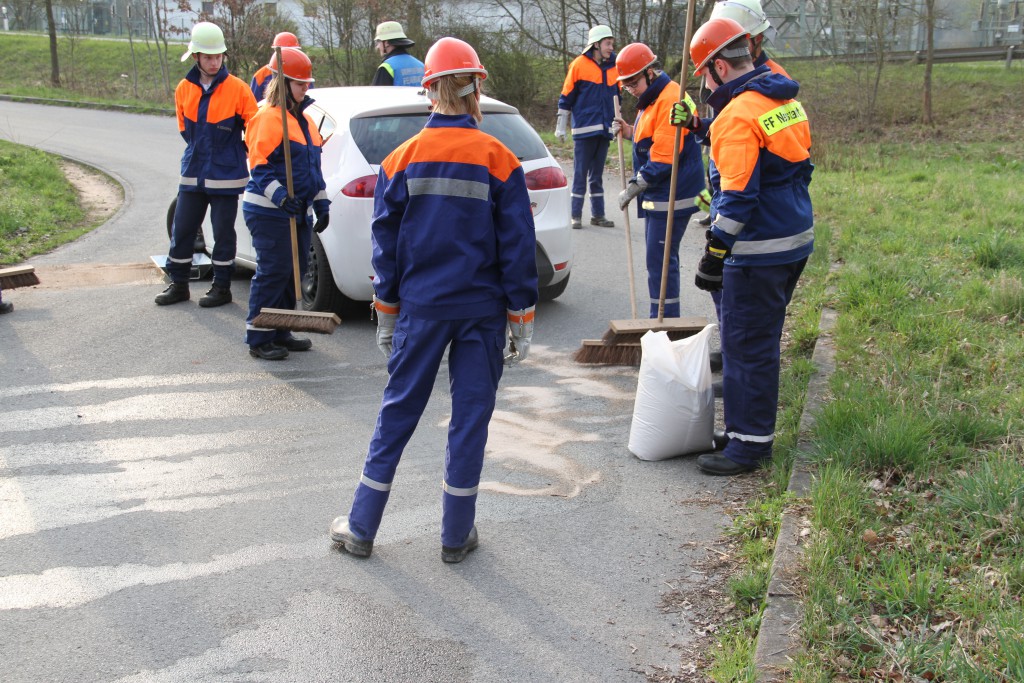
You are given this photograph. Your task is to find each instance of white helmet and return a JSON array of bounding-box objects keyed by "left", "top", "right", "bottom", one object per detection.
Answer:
[
  {"left": 180, "top": 22, "right": 227, "bottom": 62},
  {"left": 583, "top": 24, "right": 614, "bottom": 54},
  {"left": 710, "top": 0, "right": 776, "bottom": 42}
]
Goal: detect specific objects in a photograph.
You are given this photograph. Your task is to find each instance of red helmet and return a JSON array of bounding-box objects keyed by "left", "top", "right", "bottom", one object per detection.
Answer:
[
  {"left": 271, "top": 32, "right": 300, "bottom": 48},
  {"left": 690, "top": 18, "right": 749, "bottom": 73},
  {"left": 615, "top": 43, "right": 657, "bottom": 81},
  {"left": 269, "top": 47, "right": 314, "bottom": 83},
  {"left": 421, "top": 37, "right": 488, "bottom": 88}
]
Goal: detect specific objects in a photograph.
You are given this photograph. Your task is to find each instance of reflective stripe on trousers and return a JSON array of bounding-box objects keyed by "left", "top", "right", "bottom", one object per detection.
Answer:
[
  {"left": 719, "top": 258, "right": 807, "bottom": 466},
  {"left": 643, "top": 209, "right": 696, "bottom": 318},
  {"left": 347, "top": 312, "right": 506, "bottom": 547},
  {"left": 571, "top": 136, "right": 609, "bottom": 219},
  {"left": 243, "top": 209, "right": 312, "bottom": 347},
  {"left": 168, "top": 191, "right": 237, "bottom": 285}
]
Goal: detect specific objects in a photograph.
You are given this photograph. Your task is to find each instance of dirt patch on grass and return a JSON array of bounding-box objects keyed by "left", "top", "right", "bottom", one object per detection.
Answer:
[{"left": 59, "top": 159, "right": 122, "bottom": 228}]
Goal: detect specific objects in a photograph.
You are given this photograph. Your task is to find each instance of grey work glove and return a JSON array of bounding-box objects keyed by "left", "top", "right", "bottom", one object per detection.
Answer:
[
  {"left": 617, "top": 173, "right": 648, "bottom": 211},
  {"left": 554, "top": 110, "right": 569, "bottom": 142},
  {"left": 504, "top": 307, "right": 535, "bottom": 367},
  {"left": 373, "top": 296, "right": 399, "bottom": 359}
]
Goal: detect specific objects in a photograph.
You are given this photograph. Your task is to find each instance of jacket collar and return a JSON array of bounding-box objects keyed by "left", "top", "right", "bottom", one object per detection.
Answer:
[
  {"left": 186, "top": 63, "right": 229, "bottom": 89},
  {"left": 425, "top": 113, "right": 478, "bottom": 129},
  {"left": 637, "top": 71, "right": 671, "bottom": 109}
]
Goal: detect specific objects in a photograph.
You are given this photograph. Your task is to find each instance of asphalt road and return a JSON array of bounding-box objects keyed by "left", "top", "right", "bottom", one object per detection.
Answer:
[{"left": 0, "top": 100, "right": 728, "bottom": 682}]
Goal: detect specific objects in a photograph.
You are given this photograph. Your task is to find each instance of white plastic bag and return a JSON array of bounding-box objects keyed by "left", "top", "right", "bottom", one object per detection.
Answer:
[{"left": 628, "top": 324, "right": 717, "bottom": 461}]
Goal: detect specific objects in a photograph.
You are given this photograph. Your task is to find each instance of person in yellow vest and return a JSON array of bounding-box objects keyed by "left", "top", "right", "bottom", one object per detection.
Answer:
[{"left": 370, "top": 21, "right": 424, "bottom": 86}]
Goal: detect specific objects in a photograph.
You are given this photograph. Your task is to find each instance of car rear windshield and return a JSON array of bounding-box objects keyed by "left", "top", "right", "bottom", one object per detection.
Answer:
[{"left": 350, "top": 113, "right": 549, "bottom": 166}]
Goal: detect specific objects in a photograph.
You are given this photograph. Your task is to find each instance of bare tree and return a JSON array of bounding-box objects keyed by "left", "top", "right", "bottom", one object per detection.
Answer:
[{"left": 44, "top": 0, "right": 60, "bottom": 86}]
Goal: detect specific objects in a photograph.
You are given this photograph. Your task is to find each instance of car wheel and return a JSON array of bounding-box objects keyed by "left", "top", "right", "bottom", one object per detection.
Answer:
[
  {"left": 539, "top": 273, "right": 570, "bottom": 301},
  {"left": 166, "top": 197, "right": 207, "bottom": 253},
  {"left": 302, "top": 234, "right": 365, "bottom": 317}
]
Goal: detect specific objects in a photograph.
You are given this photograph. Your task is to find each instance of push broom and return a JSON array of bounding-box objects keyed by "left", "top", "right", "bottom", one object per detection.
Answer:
[
  {"left": 0, "top": 265, "right": 41, "bottom": 290},
  {"left": 251, "top": 47, "right": 340, "bottom": 336},
  {"left": 573, "top": 0, "right": 706, "bottom": 365}
]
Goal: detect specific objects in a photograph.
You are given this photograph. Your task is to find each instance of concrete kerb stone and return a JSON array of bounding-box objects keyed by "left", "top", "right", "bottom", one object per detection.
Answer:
[{"left": 753, "top": 306, "right": 838, "bottom": 682}]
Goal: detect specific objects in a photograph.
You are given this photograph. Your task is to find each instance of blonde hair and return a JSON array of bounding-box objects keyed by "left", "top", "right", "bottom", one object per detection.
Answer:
[
  {"left": 265, "top": 75, "right": 300, "bottom": 115},
  {"left": 429, "top": 74, "right": 483, "bottom": 122}
]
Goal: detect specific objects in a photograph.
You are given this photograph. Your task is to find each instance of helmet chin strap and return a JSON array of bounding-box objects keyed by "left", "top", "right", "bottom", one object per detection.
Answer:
[{"left": 455, "top": 79, "right": 478, "bottom": 97}]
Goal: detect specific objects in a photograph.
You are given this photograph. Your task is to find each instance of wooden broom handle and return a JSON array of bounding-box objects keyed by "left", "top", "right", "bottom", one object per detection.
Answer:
[
  {"left": 614, "top": 95, "right": 638, "bottom": 320},
  {"left": 276, "top": 46, "right": 302, "bottom": 302},
  {"left": 657, "top": 0, "right": 699, "bottom": 322}
]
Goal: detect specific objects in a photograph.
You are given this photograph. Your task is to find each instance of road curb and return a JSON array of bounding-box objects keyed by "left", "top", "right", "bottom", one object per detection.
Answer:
[
  {"left": 753, "top": 306, "right": 837, "bottom": 681},
  {"left": 0, "top": 93, "right": 174, "bottom": 116}
]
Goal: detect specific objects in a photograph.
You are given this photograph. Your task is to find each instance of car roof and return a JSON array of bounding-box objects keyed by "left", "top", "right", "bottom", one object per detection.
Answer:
[{"left": 307, "top": 86, "right": 520, "bottom": 120}]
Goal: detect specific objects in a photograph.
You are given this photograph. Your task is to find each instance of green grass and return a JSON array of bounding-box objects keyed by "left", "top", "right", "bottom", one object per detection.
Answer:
[{"left": 0, "top": 140, "right": 89, "bottom": 264}]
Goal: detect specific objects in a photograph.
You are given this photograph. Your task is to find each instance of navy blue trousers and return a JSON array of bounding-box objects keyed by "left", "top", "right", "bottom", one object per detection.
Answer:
[
  {"left": 644, "top": 209, "right": 696, "bottom": 318},
  {"left": 719, "top": 259, "right": 807, "bottom": 466},
  {"left": 571, "top": 136, "right": 610, "bottom": 219},
  {"left": 167, "top": 191, "right": 237, "bottom": 285},
  {"left": 347, "top": 312, "right": 506, "bottom": 548},
  {"left": 243, "top": 209, "right": 312, "bottom": 347}
]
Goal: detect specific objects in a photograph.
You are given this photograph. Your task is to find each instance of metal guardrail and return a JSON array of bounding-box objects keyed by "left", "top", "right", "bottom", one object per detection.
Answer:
[{"left": 786, "top": 44, "right": 1022, "bottom": 66}]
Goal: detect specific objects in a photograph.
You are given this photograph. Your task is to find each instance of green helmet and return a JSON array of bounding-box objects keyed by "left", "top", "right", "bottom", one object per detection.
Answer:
[
  {"left": 180, "top": 22, "right": 227, "bottom": 62},
  {"left": 583, "top": 24, "right": 614, "bottom": 54}
]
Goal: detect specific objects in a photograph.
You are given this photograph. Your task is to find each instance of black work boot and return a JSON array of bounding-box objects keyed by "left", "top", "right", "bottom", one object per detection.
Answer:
[
  {"left": 709, "top": 351, "right": 723, "bottom": 373},
  {"left": 0, "top": 301, "right": 13, "bottom": 314},
  {"left": 198, "top": 284, "right": 231, "bottom": 308},
  {"left": 249, "top": 343, "right": 288, "bottom": 361},
  {"left": 330, "top": 516, "right": 373, "bottom": 558},
  {"left": 155, "top": 282, "right": 189, "bottom": 306},
  {"left": 571, "top": 217, "right": 583, "bottom": 230},
  {"left": 442, "top": 526, "right": 479, "bottom": 564},
  {"left": 590, "top": 216, "right": 614, "bottom": 227},
  {"left": 696, "top": 453, "right": 759, "bottom": 476}
]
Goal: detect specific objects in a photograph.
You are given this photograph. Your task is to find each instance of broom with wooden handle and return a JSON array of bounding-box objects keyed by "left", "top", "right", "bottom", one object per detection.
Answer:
[
  {"left": 614, "top": 95, "right": 638, "bottom": 321},
  {"left": 0, "top": 265, "right": 40, "bottom": 290},
  {"left": 251, "top": 46, "right": 340, "bottom": 335},
  {"left": 572, "top": 2, "right": 706, "bottom": 365}
]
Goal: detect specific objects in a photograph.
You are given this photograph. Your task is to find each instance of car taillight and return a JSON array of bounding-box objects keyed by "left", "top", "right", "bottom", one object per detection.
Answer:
[
  {"left": 342, "top": 175, "right": 377, "bottom": 197},
  {"left": 525, "top": 167, "right": 567, "bottom": 190}
]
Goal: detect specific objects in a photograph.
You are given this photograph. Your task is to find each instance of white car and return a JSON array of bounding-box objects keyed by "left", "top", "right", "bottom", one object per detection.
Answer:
[{"left": 168, "top": 86, "right": 574, "bottom": 315}]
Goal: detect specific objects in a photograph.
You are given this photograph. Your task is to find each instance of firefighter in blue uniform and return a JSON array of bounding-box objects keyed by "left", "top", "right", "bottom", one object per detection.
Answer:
[
  {"left": 156, "top": 22, "right": 257, "bottom": 307},
  {"left": 556, "top": 25, "right": 619, "bottom": 229},
  {"left": 680, "top": 18, "right": 814, "bottom": 476},
  {"left": 241, "top": 48, "right": 330, "bottom": 361},
  {"left": 250, "top": 31, "right": 301, "bottom": 103},
  {"left": 370, "top": 21, "right": 425, "bottom": 86},
  {"left": 331, "top": 37, "right": 538, "bottom": 563},
  {"left": 614, "top": 43, "right": 705, "bottom": 318}
]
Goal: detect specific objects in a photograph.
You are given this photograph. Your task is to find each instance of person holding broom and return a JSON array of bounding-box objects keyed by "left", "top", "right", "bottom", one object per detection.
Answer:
[
  {"left": 330, "top": 37, "right": 538, "bottom": 563},
  {"left": 156, "top": 21, "right": 257, "bottom": 308},
  {"left": 241, "top": 47, "right": 330, "bottom": 360},
  {"left": 681, "top": 17, "right": 813, "bottom": 476},
  {"left": 613, "top": 43, "right": 705, "bottom": 319}
]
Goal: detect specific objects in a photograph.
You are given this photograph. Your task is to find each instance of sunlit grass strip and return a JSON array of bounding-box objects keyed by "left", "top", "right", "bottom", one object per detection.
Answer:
[
  {"left": 795, "top": 140, "right": 1024, "bottom": 681},
  {"left": 0, "top": 140, "right": 89, "bottom": 264}
]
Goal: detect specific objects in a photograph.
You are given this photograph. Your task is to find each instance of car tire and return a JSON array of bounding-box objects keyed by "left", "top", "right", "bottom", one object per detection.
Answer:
[
  {"left": 166, "top": 197, "right": 207, "bottom": 253},
  {"left": 539, "top": 273, "right": 570, "bottom": 301},
  {"left": 303, "top": 233, "right": 365, "bottom": 317}
]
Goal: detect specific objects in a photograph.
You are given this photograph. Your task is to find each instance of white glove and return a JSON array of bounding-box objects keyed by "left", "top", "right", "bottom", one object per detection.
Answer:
[
  {"left": 610, "top": 119, "right": 621, "bottom": 137},
  {"left": 504, "top": 307, "right": 535, "bottom": 366},
  {"left": 617, "top": 173, "right": 648, "bottom": 211},
  {"left": 373, "top": 296, "right": 399, "bottom": 359},
  {"left": 554, "top": 110, "right": 569, "bottom": 142}
]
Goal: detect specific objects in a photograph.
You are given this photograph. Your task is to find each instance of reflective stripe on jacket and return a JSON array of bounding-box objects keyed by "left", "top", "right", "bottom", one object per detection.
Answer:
[
  {"left": 372, "top": 113, "right": 539, "bottom": 320},
  {"left": 631, "top": 73, "right": 705, "bottom": 217},
  {"left": 707, "top": 67, "right": 814, "bottom": 267},
  {"left": 175, "top": 65, "right": 258, "bottom": 195},
  {"left": 557, "top": 53, "right": 619, "bottom": 139},
  {"left": 242, "top": 96, "right": 329, "bottom": 219}
]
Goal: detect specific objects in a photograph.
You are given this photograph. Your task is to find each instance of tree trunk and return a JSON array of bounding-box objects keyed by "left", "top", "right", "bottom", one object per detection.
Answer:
[
  {"left": 45, "top": 0, "right": 60, "bottom": 87},
  {"left": 922, "top": 0, "right": 935, "bottom": 124}
]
